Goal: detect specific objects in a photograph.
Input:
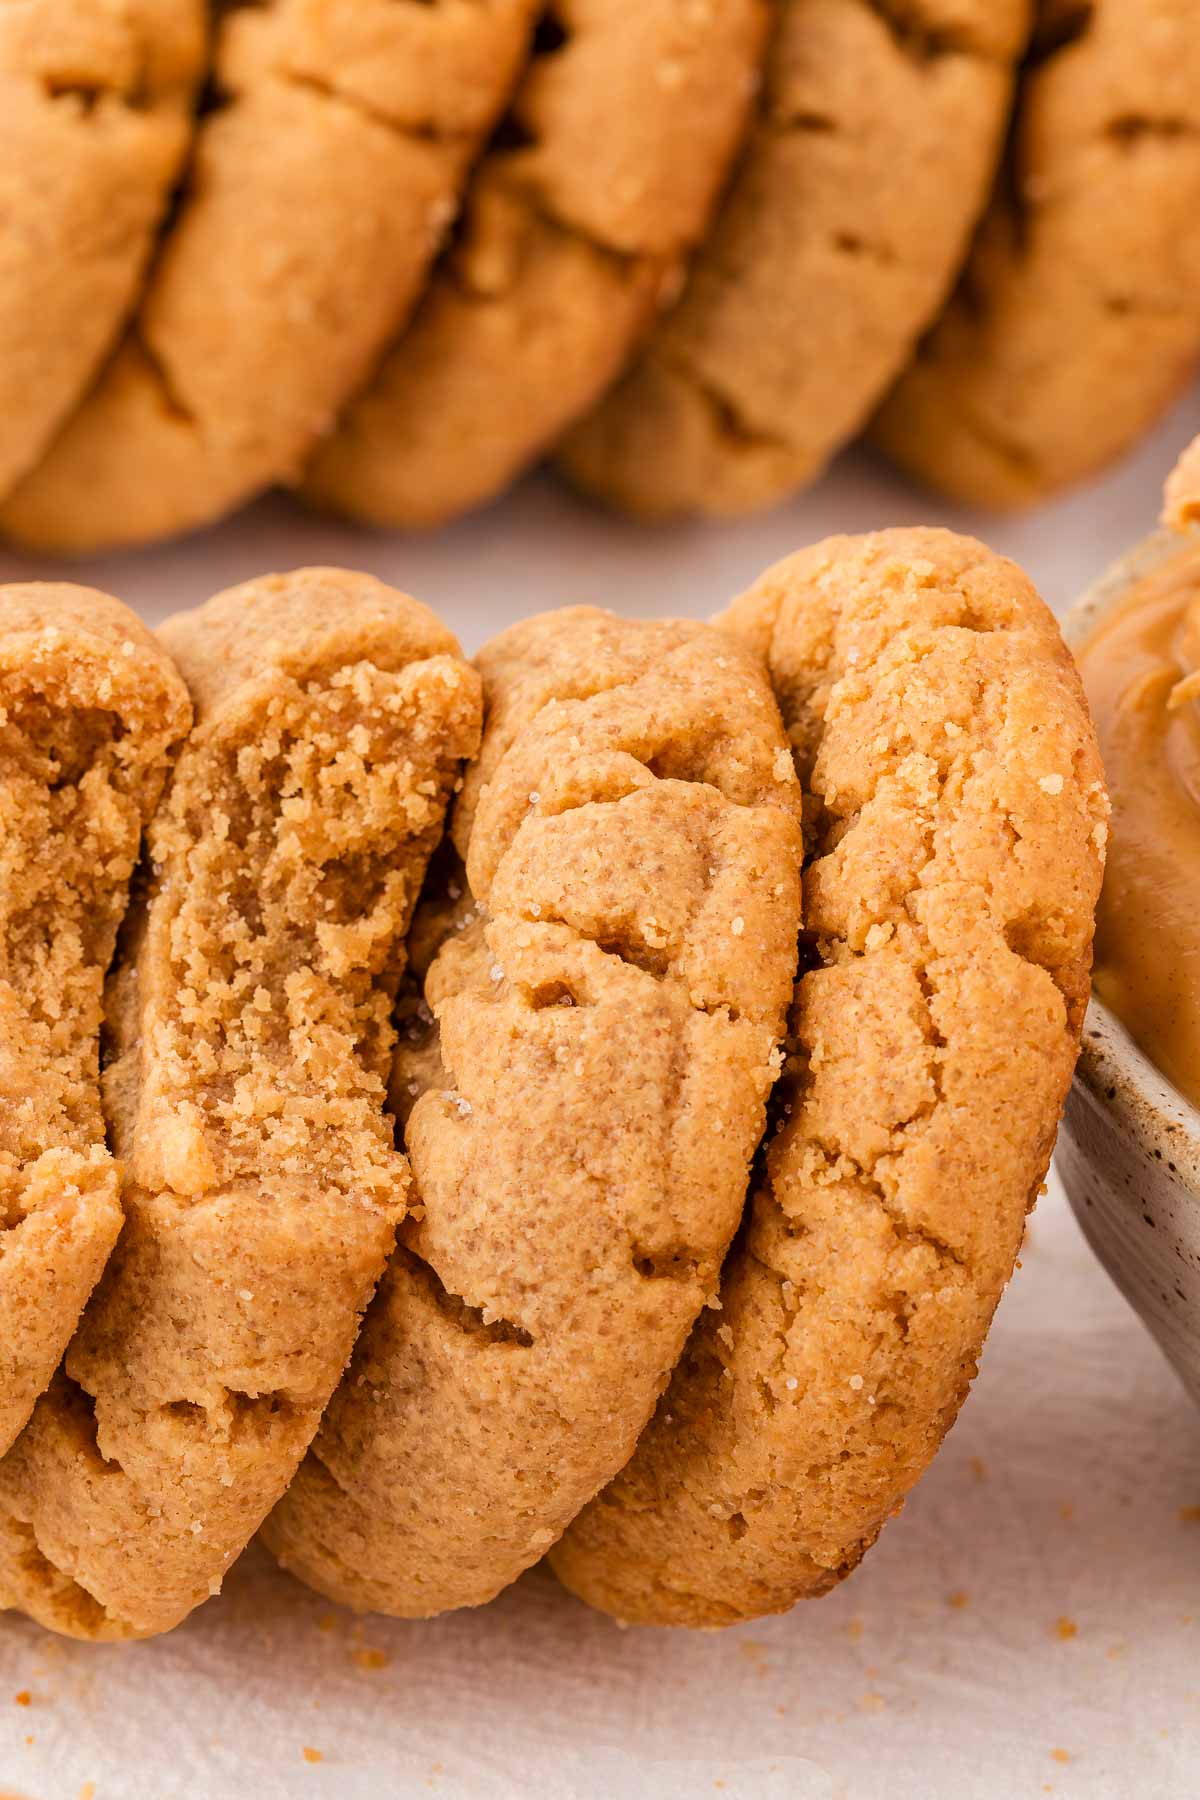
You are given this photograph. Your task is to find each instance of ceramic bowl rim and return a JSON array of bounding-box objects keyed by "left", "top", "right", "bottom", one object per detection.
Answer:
[{"left": 1064, "top": 527, "right": 1200, "bottom": 1194}]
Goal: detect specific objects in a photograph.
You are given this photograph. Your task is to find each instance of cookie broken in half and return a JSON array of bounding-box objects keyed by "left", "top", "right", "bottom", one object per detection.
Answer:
[{"left": 0, "top": 570, "right": 481, "bottom": 1639}]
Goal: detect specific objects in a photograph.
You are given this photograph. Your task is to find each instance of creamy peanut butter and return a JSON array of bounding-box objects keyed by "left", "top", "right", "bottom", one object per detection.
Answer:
[{"left": 1079, "top": 546, "right": 1200, "bottom": 1108}]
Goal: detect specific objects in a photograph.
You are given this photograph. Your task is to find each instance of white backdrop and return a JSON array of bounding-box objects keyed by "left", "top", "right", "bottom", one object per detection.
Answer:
[{"left": 2, "top": 391, "right": 1199, "bottom": 1800}]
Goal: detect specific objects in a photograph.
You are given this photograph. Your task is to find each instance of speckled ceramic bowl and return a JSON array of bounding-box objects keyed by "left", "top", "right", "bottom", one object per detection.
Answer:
[{"left": 1057, "top": 531, "right": 1200, "bottom": 1408}]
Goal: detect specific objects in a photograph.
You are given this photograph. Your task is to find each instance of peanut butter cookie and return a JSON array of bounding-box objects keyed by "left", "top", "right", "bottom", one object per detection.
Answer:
[
  {"left": 0, "top": 0, "right": 536, "bottom": 553},
  {"left": 559, "top": 1, "right": 1028, "bottom": 519},
  {"left": 0, "top": 0, "right": 205, "bottom": 502},
  {"left": 0, "top": 570, "right": 482, "bottom": 1640},
  {"left": 551, "top": 529, "right": 1107, "bottom": 1625},
  {"left": 874, "top": 1, "right": 1200, "bottom": 509},
  {"left": 303, "top": 0, "right": 767, "bottom": 530},
  {"left": 1164, "top": 434, "right": 1200, "bottom": 530},
  {"left": 0, "top": 585, "right": 190, "bottom": 1457},
  {"left": 263, "top": 609, "right": 804, "bottom": 1616}
]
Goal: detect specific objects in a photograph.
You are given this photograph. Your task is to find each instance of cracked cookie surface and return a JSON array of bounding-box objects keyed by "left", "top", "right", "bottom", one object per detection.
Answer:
[
  {"left": 559, "top": 0, "right": 1028, "bottom": 519},
  {"left": 263, "top": 608, "right": 804, "bottom": 1616},
  {"left": 0, "top": 584, "right": 190, "bottom": 1457},
  {"left": 0, "top": 569, "right": 482, "bottom": 1640},
  {"left": 549, "top": 529, "right": 1107, "bottom": 1626},
  {"left": 303, "top": 0, "right": 767, "bottom": 530},
  {"left": 0, "top": 0, "right": 535, "bottom": 553},
  {"left": 0, "top": 0, "right": 205, "bottom": 503},
  {"left": 874, "top": 0, "right": 1200, "bottom": 508}
]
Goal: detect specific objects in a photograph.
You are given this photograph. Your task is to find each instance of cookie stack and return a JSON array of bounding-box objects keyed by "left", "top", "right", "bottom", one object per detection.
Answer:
[
  {"left": 2, "top": 0, "right": 1198, "bottom": 554},
  {"left": 0, "top": 529, "right": 1107, "bottom": 1639}
]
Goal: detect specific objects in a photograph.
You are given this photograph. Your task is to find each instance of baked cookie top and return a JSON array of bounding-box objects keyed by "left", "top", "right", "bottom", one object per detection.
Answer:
[
  {"left": 873, "top": 0, "right": 1200, "bottom": 508},
  {"left": 263, "top": 608, "right": 804, "bottom": 1617},
  {"left": 0, "top": 0, "right": 536, "bottom": 553},
  {"left": 0, "top": 584, "right": 190, "bottom": 1456},
  {"left": 0, "top": 0, "right": 205, "bottom": 501},
  {"left": 303, "top": 0, "right": 768, "bottom": 529},
  {"left": 0, "top": 571, "right": 482, "bottom": 1640},
  {"left": 550, "top": 529, "right": 1107, "bottom": 1625},
  {"left": 559, "top": 0, "right": 1028, "bottom": 519}
]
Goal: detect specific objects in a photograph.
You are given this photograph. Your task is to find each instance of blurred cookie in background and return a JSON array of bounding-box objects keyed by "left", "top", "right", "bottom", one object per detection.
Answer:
[
  {"left": 0, "top": 0, "right": 205, "bottom": 502},
  {"left": 559, "top": 0, "right": 1029, "bottom": 519},
  {"left": 874, "top": 0, "right": 1200, "bottom": 508},
  {"left": 303, "top": 0, "right": 769, "bottom": 530},
  {"left": 0, "top": 0, "right": 537, "bottom": 553}
]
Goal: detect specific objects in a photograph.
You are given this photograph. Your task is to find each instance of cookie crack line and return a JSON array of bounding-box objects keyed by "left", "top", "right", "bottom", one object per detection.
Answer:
[
  {"left": 1006, "top": 114, "right": 1200, "bottom": 260},
  {"left": 130, "top": 326, "right": 196, "bottom": 429},
  {"left": 503, "top": 906, "right": 749, "bottom": 1022},
  {"left": 39, "top": 75, "right": 147, "bottom": 114},
  {"left": 860, "top": 0, "right": 1008, "bottom": 66},
  {"left": 797, "top": 1133, "right": 968, "bottom": 1272},
  {"left": 269, "top": 66, "right": 474, "bottom": 149},
  {"left": 1105, "top": 113, "right": 1200, "bottom": 146},
  {"left": 397, "top": 1242, "right": 535, "bottom": 1349},
  {"left": 433, "top": 171, "right": 647, "bottom": 320},
  {"left": 705, "top": 1238, "right": 932, "bottom": 1503},
  {"left": 657, "top": 349, "right": 790, "bottom": 456}
]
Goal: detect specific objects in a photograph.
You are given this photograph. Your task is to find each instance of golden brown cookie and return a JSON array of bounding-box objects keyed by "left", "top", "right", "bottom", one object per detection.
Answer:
[
  {"left": 263, "top": 609, "right": 804, "bottom": 1616},
  {"left": 550, "top": 529, "right": 1107, "bottom": 1626},
  {"left": 1164, "top": 434, "right": 1200, "bottom": 530},
  {"left": 0, "top": 585, "right": 190, "bottom": 1457},
  {"left": 559, "top": 0, "right": 1028, "bottom": 520},
  {"left": 0, "top": 570, "right": 482, "bottom": 1640},
  {"left": 0, "top": 0, "right": 205, "bottom": 502},
  {"left": 0, "top": 0, "right": 536, "bottom": 553},
  {"left": 303, "top": 0, "right": 768, "bottom": 530},
  {"left": 873, "top": 1, "right": 1200, "bottom": 509}
]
